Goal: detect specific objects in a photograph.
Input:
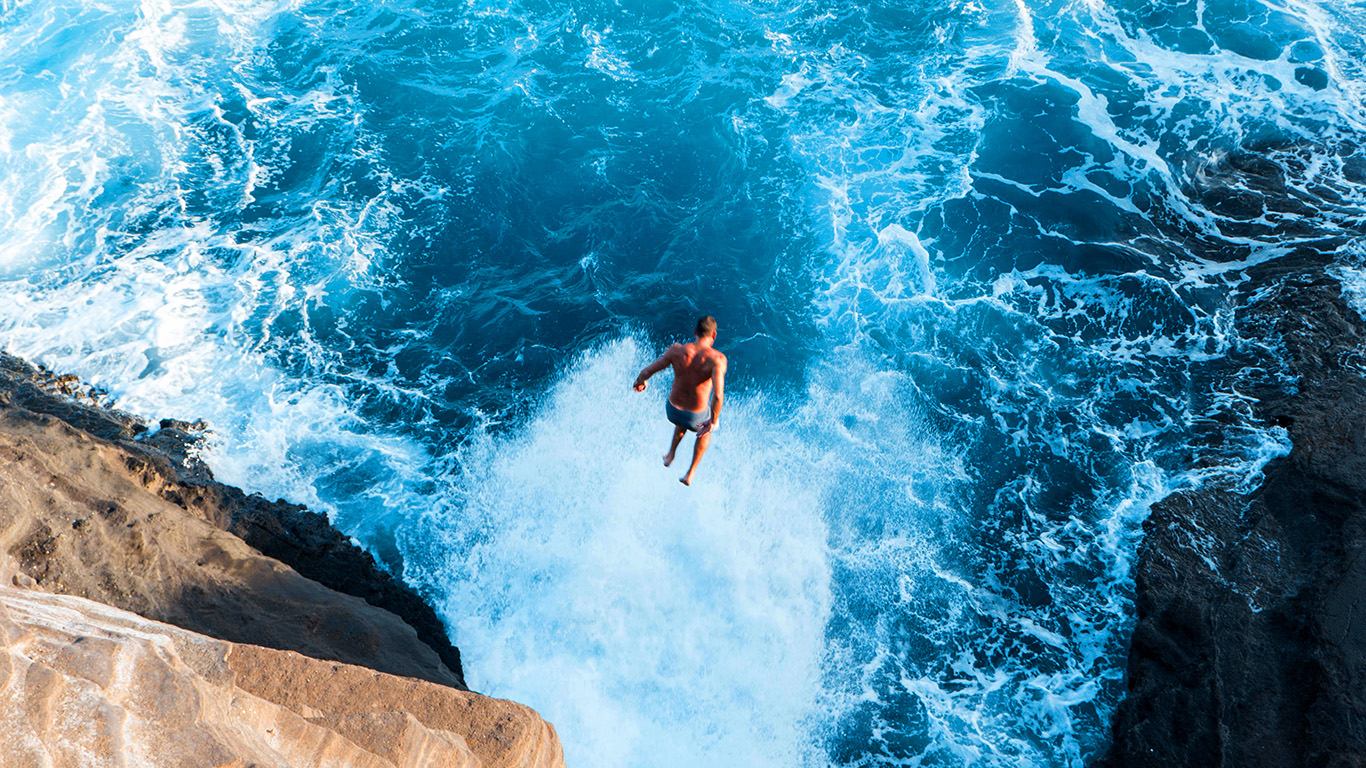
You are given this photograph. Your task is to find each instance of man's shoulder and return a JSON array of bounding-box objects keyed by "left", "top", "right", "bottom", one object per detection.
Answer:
[{"left": 710, "top": 349, "right": 728, "bottom": 365}]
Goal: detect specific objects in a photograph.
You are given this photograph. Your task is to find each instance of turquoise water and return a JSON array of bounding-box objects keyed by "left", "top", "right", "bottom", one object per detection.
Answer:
[{"left": 2, "top": 0, "right": 1365, "bottom": 765}]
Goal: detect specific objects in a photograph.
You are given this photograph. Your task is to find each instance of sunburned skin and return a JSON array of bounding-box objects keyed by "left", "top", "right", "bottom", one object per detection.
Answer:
[
  {"left": 633, "top": 316, "right": 728, "bottom": 486},
  {"left": 665, "top": 341, "right": 723, "bottom": 412}
]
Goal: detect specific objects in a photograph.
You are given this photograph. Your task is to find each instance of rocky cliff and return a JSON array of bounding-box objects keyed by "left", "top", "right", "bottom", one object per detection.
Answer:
[
  {"left": 0, "top": 587, "right": 560, "bottom": 768},
  {"left": 1103, "top": 270, "right": 1366, "bottom": 766},
  {"left": 0, "top": 352, "right": 563, "bottom": 767}
]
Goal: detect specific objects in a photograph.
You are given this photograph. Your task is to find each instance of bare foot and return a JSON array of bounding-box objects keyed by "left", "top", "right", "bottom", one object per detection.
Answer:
[
  {"left": 663, "top": 452, "right": 675, "bottom": 467},
  {"left": 679, "top": 476, "right": 692, "bottom": 486}
]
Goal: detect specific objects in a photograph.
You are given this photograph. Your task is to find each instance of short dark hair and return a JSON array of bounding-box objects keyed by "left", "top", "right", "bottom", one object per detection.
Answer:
[{"left": 695, "top": 315, "right": 717, "bottom": 337}]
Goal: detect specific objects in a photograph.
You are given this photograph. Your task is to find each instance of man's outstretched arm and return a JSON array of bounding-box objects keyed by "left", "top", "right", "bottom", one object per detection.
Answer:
[{"left": 633, "top": 345, "right": 677, "bottom": 391}]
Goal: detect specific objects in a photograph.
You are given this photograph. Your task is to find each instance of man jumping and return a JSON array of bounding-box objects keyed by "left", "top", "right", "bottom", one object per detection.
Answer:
[{"left": 632, "top": 315, "right": 728, "bottom": 486}]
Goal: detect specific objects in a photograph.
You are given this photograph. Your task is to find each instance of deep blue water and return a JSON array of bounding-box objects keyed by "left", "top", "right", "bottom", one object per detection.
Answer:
[{"left": 2, "top": 0, "right": 1366, "bottom": 765}]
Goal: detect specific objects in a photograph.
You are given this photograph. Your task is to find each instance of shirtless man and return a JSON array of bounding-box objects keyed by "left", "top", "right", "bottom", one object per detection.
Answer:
[{"left": 632, "top": 315, "right": 727, "bottom": 486}]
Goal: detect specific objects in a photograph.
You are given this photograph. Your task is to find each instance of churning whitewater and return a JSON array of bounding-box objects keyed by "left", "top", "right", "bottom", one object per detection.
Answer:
[{"left": 2, "top": 0, "right": 1366, "bottom": 765}]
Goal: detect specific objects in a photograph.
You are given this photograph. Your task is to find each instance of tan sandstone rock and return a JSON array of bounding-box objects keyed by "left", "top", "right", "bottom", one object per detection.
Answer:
[
  {"left": 0, "top": 352, "right": 564, "bottom": 766},
  {"left": 0, "top": 587, "right": 563, "bottom": 768},
  {"left": 0, "top": 406, "right": 463, "bottom": 688}
]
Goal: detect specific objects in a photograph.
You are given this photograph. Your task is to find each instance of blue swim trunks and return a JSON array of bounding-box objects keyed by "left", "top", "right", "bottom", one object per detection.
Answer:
[{"left": 666, "top": 401, "right": 710, "bottom": 432}]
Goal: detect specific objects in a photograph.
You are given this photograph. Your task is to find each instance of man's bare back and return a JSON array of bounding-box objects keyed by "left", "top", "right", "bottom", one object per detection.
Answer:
[
  {"left": 666, "top": 341, "right": 725, "bottom": 412},
  {"left": 632, "top": 315, "right": 727, "bottom": 486}
]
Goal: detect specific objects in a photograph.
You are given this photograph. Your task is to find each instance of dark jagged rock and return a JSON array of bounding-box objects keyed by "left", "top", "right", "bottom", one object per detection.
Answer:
[
  {"left": 1103, "top": 272, "right": 1366, "bottom": 766},
  {"left": 0, "top": 352, "right": 465, "bottom": 689},
  {"left": 218, "top": 491, "right": 467, "bottom": 687}
]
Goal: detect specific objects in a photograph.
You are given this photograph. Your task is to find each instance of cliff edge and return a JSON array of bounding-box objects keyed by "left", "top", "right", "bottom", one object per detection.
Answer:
[
  {"left": 0, "top": 351, "right": 563, "bottom": 767},
  {"left": 0, "top": 587, "right": 560, "bottom": 768}
]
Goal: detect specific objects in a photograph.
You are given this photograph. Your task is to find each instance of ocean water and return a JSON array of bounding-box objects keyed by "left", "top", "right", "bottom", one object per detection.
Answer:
[{"left": 2, "top": 0, "right": 1366, "bottom": 765}]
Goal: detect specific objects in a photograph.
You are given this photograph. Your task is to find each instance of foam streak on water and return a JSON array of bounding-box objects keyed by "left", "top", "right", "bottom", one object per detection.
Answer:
[{"left": 1, "top": 0, "right": 1365, "bottom": 766}]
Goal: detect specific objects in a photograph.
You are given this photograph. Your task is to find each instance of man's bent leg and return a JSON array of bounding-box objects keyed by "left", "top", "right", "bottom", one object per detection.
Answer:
[
  {"left": 680, "top": 431, "right": 711, "bottom": 486},
  {"left": 664, "top": 425, "right": 686, "bottom": 467}
]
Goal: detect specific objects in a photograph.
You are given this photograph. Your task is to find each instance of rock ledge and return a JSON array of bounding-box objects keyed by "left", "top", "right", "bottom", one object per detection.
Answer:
[{"left": 0, "top": 351, "right": 563, "bottom": 767}]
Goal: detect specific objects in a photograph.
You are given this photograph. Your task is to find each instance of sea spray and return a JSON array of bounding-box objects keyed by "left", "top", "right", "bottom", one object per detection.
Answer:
[{"left": 407, "top": 338, "right": 834, "bottom": 767}]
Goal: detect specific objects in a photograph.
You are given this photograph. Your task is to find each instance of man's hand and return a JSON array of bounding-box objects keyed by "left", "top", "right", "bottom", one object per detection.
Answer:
[
  {"left": 698, "top": 419, "right": 717, "bottom": 436},
  {"left": 634, "top": 347, "right": 676, "bottom": 393}
]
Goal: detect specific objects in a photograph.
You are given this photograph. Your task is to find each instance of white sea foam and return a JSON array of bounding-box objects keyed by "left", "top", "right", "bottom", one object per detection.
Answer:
[
  {"left": 407, "top": 338, "right": 835, "bottom": 767},
  {"left": 1332, "top": 260, "right": 1366, "bottom": 322},
  {"left": 0, "top": 0, "right": 415, "bottom": 536}
]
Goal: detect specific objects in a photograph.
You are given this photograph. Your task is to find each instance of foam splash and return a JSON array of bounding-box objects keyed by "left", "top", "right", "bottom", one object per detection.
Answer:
[
  {"left": 406, "top": 338, "right": 835, "bottom": 767},
  {"left": 0, "top": 249, "right": 433, "bottom": 543},
  {"left": 1332, "top": 257, "right": 1366, "bottom": 322}
]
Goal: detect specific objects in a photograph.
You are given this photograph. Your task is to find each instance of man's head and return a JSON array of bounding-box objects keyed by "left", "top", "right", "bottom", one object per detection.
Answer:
[{"left": 695, "top": 315, "right": 717, "bottom": 341}]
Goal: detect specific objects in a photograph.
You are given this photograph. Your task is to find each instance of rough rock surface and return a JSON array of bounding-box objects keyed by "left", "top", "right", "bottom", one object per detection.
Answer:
[
  {"left": 0, "top": 587, "right": 562, "bottom": 768},
  {"left": 0, "top": 349, "right": 563, "bottom": 765},
  {"left": 0, "top": 351, "right": 464, "bottom": 688},
  {"left": 1103, "top": 272, "right": 1366, "bottom": 766}
]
